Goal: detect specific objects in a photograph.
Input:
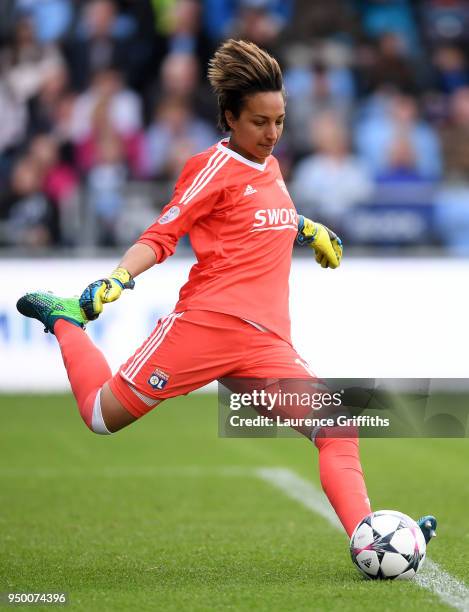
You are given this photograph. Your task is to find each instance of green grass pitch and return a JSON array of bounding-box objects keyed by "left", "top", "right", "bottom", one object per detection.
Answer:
[{"left": 1, "top": 393, "right": 469, "bottom": 611}]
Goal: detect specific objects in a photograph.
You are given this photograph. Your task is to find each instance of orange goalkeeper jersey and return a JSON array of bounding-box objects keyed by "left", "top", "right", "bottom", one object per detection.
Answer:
[{"left": 138, "top": 139, "right": 298, "bottom": 344}]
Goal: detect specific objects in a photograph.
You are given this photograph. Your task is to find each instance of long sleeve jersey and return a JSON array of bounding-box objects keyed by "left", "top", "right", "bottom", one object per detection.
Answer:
[{"left": 138, "top": 138, "right": 298, "bottom": 344}]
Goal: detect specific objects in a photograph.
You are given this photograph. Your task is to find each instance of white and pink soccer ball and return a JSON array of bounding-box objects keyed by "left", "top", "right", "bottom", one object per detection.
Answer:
[{"left": 350, "top": 510, "right": 426, "bottom": 580}]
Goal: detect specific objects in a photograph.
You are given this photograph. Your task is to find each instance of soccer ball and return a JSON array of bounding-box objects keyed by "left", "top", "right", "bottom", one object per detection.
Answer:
[{"left": 350, "top": 510, "right": 426, "bottom": 580}]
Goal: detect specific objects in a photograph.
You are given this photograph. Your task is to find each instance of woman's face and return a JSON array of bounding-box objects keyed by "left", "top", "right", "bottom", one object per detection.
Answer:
[{"left": 226, "top": 91, "right": 285, "bottom": 163}]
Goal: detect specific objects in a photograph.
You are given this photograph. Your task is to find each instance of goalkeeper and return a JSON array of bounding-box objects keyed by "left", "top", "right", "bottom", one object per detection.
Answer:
[{"left": 17, "top": 39, "right": 436, "bottom": 544}]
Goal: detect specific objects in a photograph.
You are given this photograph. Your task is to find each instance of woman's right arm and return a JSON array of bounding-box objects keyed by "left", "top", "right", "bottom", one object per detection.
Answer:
[
  {"left": 80, "top": 150, "right": 220, "bottom": 320},
  {"left": 117, "top": 242, "right": 157, "bottom": 278},
  {"left": 79, "top": 242, "right": 158, "bottom": 321}
]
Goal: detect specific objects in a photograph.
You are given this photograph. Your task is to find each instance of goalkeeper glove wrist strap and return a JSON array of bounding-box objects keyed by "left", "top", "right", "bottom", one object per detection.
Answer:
[
  {"left": 110, "top": 267, "right": 135, "bottom": 290},
  {"left": 297, "top": 215, "right": 318, "bottom": 245}
]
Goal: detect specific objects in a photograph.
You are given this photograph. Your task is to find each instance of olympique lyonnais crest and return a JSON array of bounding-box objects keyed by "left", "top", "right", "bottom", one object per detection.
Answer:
[{"left": 148, "top": 368, "right": 170, "bottom": 390}]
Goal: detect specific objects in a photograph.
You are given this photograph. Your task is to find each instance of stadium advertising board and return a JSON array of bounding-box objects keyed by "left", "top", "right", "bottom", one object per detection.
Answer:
[{"left": 1, "top": 258, "right": 467, "bottom": 391}]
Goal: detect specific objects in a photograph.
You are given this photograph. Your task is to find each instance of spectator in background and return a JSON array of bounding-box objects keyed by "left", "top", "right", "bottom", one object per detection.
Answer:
[
  {"left": 284, "top": 44, "right": 355, "bottom": 157},
  {"left": 63, "top": 0, "right": 150, "bottom": 92},
  {"left": 439, "top": 86, "right": 469, "bottom": 180},
  {"left": 29, "top": 133, "right": 79, "bottom": 245},
  {"left": 86, "top": 130, "right": 127, "bottom": 246},
  {"left": 202, "top": 0, "right": 292, "bottom": 43},
  {"left": 16, "top": 0, "right": 73, "bottom": 44},
  {"left": 229, "top": 2, "right": 286, "bottom": 53},
  {"left": 357, "top": 32, "right": 418, "bottom": 95},
  {"left": 290, "top": 112, "right": 373, "bottom": 235},
  {"left": 0, "top": 80, "right": 27, "bottom": 180},
  {"left": 164, "top": 0, "right": 215, "bottom": 72},
  {"left": 49, "top": 92, "right": 77, "bottom": 151},
  {"left": 0, "top": 14, "right": 67, "bottom": 179},
  {"left": 4, "top": 155, "right": 57, "bottom": 247},
  {"left": 280, "top": 0, "right": 358, "bottom": 44},
  {"left": 373, "top": 132, "right": 439, "bottom": 219},
  {"left": 69, "top": 67, "right": 142, "bottom": 175},
  {"left": 29, "top": 133, "right": 77, "bottom": 210},
  {"left": 0, "top": 15, "right": 65, "bottom": 108},
  {"left": 379, "top": 135, "right": 422, "bottom": 180},
  {"left": 359, "top": 0, "right": 420, "bottom": 56},
  {"left": 434, "top": 88, "right": 469, "bottom": 254},
  {"left": 143, "top": 96, "right": 216, "bottom": 180},
  {"left": 150, "top": 51, "right": 216, "bottom": 124},
  {"left": 432, "top": 44, "right": 469, "bottom": 94},
  {"left": 428, "top": 25, "right": 469, "bottom": 253},
  {"left": 149, "top": 0, "right": 215, "bottom": 94},
  {"left": 356, "top": 93, "right": 442, "bottom": 179},
  {"left": 363, "top": 101, "right": 440, "bottom": 245},
  {"left": 26, "top": 58, "right": 69, "bottom": 136},
  {"left": 157, "top": 51, "right": 199, "bottom": 100}
]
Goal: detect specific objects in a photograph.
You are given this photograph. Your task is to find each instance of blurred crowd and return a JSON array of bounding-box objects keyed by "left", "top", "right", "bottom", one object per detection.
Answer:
[{"left": 1, "top": 0, "right": 469, "bottom": 253}]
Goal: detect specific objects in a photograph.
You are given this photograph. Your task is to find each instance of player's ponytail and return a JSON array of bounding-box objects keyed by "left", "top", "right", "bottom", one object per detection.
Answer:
[{"left": 208, "top": 39, "right": 284, "bottom": 132}]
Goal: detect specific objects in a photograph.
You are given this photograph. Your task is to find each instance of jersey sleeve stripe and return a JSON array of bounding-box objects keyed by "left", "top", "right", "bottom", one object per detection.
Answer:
[
  {"left": 181, "top": 149, "right": 226, "bottom": 204},
  {"left": 182, "top": 153, "right": 230, "bottom": 205}
]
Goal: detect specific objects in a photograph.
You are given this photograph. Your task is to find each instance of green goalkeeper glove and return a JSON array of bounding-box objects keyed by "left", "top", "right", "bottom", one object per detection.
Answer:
[
  {"left": 79, "top": 267, "right": 135, "bottom": 321},
  {"left": 297, "top": 215, "right": 343, "bottom": 269}
]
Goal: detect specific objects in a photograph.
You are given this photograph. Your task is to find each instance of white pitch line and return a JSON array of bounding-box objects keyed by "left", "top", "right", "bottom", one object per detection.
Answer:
[
  {"left": 256, "top": 467, "right": 469, "bottom": 612},
  {"left": 257, "top": 467, "right": 342, "bottom": 530},
  {"left": 416, "top": 560, "right": 469, "bottom": 612}
]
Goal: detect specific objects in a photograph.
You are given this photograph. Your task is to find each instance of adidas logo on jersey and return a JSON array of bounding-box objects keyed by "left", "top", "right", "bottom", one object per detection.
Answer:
[{"left": 244, "top": 184, "right": 257, "bottom": 196}]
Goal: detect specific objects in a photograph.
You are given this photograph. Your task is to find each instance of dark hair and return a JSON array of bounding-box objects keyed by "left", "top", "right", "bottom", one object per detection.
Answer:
[{"left": 207, "top": 39, "right": 284, "bottom": 132}]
